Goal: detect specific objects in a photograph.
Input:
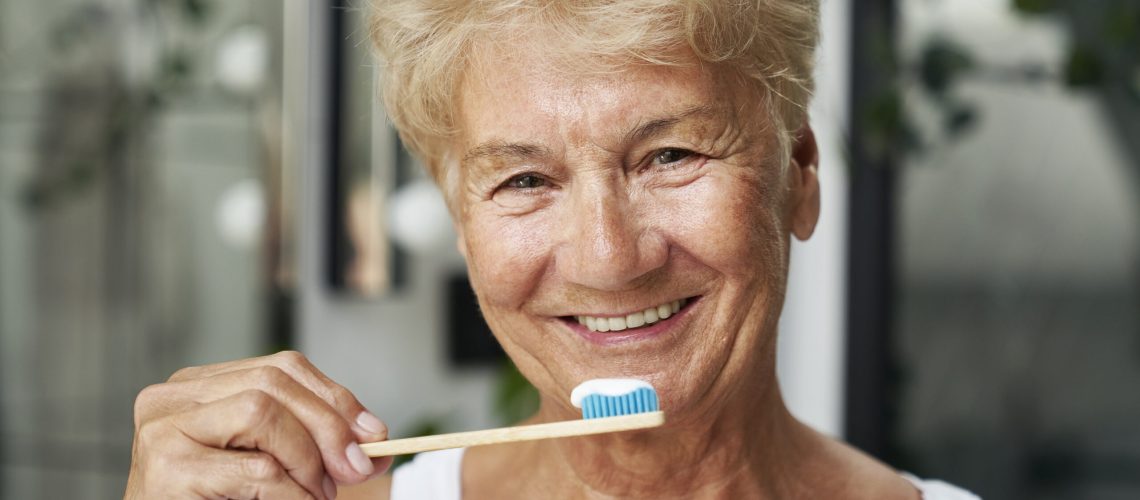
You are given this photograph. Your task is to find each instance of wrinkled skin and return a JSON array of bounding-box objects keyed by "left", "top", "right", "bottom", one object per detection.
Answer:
[
  {"left": 454, "top": 47, "right": 815, "bottom": 429},
  {"left": 124, "top": 352, "right": 392, "bottom": 499},
  {"left": 441, "top": 44, "right": 864, "bottom": 498}
]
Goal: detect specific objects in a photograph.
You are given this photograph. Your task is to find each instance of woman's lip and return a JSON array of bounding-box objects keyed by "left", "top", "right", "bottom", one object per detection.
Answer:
[{"left": 562, "top": 296, "right": 699, "bottom": 346}]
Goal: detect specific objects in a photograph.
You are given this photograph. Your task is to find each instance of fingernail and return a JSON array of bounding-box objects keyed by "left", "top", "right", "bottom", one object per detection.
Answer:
[
  {"left": 355, "top": 411, "right": 386, "bottom": 437},
  {"left": 345, "top": 442, "right": 374, "bottom": 476},
  {"left": 322, "top": 475, "right": 337, "bottom": 500}
]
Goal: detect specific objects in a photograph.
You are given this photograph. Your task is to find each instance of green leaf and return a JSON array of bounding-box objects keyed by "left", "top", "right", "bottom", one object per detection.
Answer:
[
  {"left": 161, "top": 50, "right": 192, "bottom": 79},
  {"left": 493, "top": 360, "right": 540, "bottom": 425},
  {"left": 1104, "top": 3, "right": 1139, "bottom": 46},
  {"left": 943, "top": 102, "right": 979, "bottom": 138},
  {"left": 1063, "top": 45, "right": 1106, "bottom": 87},
  {"left": 21, "top": 181, "right": 50, "bottom": 210},
  {"left": 919, "top": 39, "right": 975, "bottom": 98},
  {"left": 1012, "top": 0, "right": 1058, "bottom": 15},
  {"left": 180, "top": 0, "right": 213, "bottom": 27},
  {"left": 66, "top": 164, "right": 96, "bottom": 189}
]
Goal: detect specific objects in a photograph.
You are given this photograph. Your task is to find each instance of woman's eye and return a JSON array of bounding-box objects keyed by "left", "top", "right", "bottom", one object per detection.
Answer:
[
  {"left": 653, "top": 149, "right": 693, "bottom": 166},
  {"left": 503, "top": 173, "right": 546, "bottom": 190}
]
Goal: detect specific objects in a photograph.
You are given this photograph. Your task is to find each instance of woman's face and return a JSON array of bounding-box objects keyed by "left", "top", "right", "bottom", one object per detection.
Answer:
[{"left": 452, "top": 45, "right": 819, "bottom": 419}]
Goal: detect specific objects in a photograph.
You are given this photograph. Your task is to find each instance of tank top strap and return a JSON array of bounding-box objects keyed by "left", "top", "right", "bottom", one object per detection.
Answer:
[
  {"left": 902, "top": 472, "right": 982, "bottom": 500},
  {"left": 390, "top": 448, "right": 465, "bottom": 500}
]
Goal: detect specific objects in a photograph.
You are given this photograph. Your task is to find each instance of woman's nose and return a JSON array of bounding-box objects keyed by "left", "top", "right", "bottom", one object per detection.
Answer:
[{"left": 556, "top": 184, "right": 668, "bottom": 291}]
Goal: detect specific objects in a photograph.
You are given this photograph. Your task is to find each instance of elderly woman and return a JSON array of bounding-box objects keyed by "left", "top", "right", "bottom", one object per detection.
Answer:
[{"left": 126, "top": 1, "right": 978, "bottom": 499}]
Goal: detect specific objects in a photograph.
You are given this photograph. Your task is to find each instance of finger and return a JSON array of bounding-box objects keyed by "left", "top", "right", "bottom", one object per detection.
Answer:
[
  {"left": 166, "top": 355, "right": 252, "bottom": 382},
  {"left": 192, "top": 448, "right": 318, "bottom": 500},
  {"left": 133, "top": 382, "right": 186, "bottom": 429},
  {"left": 258, "top": 351, "right": 386, "bottom": 442},
  {"left": 171, "top": 390, "right": 328, "bottom": 499},
  {"left": 167, "top": 367, "right": 376, "bottom": 483},
  {"left": 370, "top": 456, "right": 395, "bottom": 477},
  {"left": 170, "top": 351, "right": 387, "bottom": 443}
]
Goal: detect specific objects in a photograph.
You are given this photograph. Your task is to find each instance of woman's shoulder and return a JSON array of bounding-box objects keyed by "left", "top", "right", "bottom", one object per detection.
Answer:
[{"left": 809, "top": 429, "right": 978, "bottom": 500}]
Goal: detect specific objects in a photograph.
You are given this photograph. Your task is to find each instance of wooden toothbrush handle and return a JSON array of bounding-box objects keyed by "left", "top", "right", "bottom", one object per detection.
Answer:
[{"left": 359, "top": 411, "right": 665, "bottom": 457}]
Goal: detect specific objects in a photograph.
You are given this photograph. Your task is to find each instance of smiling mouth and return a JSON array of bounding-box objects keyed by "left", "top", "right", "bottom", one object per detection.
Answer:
[{"left": 569, "top": 297, "right": 692, "bottom": 333}]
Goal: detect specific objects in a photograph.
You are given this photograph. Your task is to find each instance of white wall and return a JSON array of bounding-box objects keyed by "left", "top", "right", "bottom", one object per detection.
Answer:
[{"left": 777, "top": 0, "right": 851, "bottom": 438}]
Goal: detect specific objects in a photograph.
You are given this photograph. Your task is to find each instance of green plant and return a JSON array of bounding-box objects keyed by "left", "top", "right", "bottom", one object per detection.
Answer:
[
  {"left": 493, "top": 359, "right": 540, "bottom": 425},
  {"left": 862, "top": 0, "right": 1139, "bottom": 164}
]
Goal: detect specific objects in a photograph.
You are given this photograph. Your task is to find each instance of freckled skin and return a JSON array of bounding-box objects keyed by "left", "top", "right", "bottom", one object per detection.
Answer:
[
  {"left": 458, "top": 50, "right": 784, "bottom": 412},
  {"left": 442, "top": 44, "right": 917, "bottom": 499}
]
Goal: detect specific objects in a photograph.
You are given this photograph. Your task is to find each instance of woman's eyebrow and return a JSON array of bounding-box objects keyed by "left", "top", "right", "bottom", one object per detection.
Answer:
[
  {"left": 623, "top": 104, "right": 720, "bottom": 145},
  {"left": 463, "top": 141, "right": 553, "bottom": 164}
]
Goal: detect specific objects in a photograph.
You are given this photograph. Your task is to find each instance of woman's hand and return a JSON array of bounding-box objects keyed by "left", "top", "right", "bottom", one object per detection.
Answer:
[{"left": 124, "top": 351, "right": 392, "bottom": 499}]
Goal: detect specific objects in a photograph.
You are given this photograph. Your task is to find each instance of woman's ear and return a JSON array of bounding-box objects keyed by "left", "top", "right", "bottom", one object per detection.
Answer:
[{"left": 788, "top": 124, "right": 821, "bottom": 241}]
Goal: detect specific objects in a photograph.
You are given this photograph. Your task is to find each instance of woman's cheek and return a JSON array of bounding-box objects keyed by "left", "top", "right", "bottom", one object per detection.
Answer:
[
  {"left": 464, "top": 211, "right": 554, "bottom": 309},
  {"left": 660, "top": 173, "right": 780, "bottom": 275}
]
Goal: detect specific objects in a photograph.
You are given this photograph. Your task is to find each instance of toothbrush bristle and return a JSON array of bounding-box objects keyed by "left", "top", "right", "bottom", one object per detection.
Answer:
[{"left": 580, "top": 387, "right": 659, "bottom": 419}]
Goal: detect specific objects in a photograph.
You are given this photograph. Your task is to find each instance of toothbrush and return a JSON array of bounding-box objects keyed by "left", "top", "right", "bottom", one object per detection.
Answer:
[{"left": 360, "top": 378, "right": 665, "bottom": 457}]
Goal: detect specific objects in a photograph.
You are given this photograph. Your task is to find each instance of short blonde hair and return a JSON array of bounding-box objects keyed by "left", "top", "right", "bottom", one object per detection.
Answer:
[{"left": 369, "top": 0, "right": 820, "bottom": 189}]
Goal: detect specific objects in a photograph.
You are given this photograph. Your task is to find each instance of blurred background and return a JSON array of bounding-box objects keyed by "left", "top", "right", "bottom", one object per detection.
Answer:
[{"left": 0, "top": 0, "right": 1136, "bottom": 498}]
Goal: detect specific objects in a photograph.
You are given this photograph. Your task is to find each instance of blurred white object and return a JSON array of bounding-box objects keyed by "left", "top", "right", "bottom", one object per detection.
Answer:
[
  {"left": 216, "top": 179, "right": 266, "bottom": 250},
  {"left": 216, "top": 25, "right": 268, "bottom": 93},
  {"left": 388, "top": 179, "right": 453, "bottom": 253}
]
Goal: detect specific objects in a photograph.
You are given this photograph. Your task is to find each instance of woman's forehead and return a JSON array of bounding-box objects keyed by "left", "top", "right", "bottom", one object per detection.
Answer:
[{"left": 454, "top": 46, "right": 746, "bottom": 150}]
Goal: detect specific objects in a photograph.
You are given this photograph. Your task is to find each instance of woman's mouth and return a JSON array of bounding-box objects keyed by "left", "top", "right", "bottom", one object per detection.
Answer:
[
  {"left": 558, "top": 296, "right": 699, "bottom": 346},
  {"left": 573, "top": 298, "right": 690, "bottom": 333}
]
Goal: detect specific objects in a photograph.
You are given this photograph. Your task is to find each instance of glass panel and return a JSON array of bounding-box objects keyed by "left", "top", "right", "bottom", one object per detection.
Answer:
[
  {"left": 894, "top": 1, "right": 1140, "bottom": 498},
  {"left": 0, "top": 1, "right": 287, "bottom": 497},
  {"left": 327, "top": 1, "right": 405, "bottom": 296}
]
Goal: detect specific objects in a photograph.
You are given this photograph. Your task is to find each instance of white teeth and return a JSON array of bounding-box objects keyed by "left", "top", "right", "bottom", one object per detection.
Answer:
[
  {"left": 595, "top": 317, "right": 610, "bottom": 332},
  {"left": 608, "top": 317, "right": 627, "bottom": 331},
  {"left": 576, "top": 298, "right": 689, "bottom": 333},
  {"left": 644, "top": 307, "right": 659, "bottom": 323}
]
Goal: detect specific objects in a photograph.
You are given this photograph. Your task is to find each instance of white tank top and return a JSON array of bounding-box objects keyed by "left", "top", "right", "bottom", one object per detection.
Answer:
[{"left": 390, "top": 448, "right": 982, "bottom": 500}]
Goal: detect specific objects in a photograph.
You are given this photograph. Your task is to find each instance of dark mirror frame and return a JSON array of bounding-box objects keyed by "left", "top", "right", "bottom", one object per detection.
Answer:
[{"left": 324, "top": 0, "right": 406, "bottom": 296}]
